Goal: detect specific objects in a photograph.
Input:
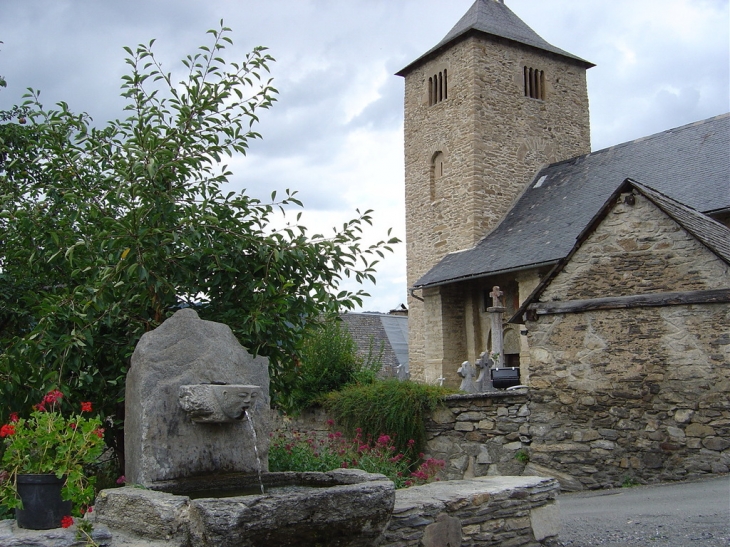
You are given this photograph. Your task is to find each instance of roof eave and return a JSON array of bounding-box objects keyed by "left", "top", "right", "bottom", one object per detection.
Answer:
[{"left": 412, "top": 259, "right": 560, "bottom": 291}]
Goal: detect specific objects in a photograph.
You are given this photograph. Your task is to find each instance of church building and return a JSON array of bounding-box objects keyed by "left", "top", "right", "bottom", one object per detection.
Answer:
[{"left": 399, "top": 0, "right": 729, "bottom": 387}]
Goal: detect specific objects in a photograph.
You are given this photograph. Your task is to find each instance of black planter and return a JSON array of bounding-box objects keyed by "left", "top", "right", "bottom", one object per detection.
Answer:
[
  {"left": 491, "top": 367, "right": 521, "bottom": 389},
  {"left": 15, "top": 474, "right": 72, "bottom": 530}
]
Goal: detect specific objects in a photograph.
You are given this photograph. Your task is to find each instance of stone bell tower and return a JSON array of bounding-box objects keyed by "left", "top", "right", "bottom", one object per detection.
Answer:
[{"left": 397, "top": 0, "right": 593, "bottom": 383}]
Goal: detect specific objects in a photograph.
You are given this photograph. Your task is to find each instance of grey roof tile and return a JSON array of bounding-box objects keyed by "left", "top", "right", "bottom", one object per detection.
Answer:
[
  {"left": 339, "top": 313, "right": 409, "bottom": 371},
  {"left": 397, "top": 0, "right": 592, "bottom": 76},
  {"left": 414, "top": 113, "right": 730, "bottom": 288}
]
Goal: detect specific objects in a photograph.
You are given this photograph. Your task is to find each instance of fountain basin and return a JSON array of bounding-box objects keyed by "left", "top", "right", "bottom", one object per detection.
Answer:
[{"left": 93, "top": 469, "right": 395, "bottom": 547}]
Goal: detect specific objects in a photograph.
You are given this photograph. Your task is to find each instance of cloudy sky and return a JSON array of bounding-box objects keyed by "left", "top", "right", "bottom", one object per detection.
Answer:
[{"left": 1, "top": 0, "right": 728, "bottom": 313}]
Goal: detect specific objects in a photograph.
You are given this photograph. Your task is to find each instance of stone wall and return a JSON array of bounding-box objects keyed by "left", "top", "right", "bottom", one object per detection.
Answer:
[
  {"left": 424, "top": 391, "right": 531, "bottom": 480},
  {"left": 381, "top": 476, "right": 560, "bottom": 547},
  {"left": 524, "top": 193, "right": 730, "bottom": 487},
  {"left": 404, "top": 31, "right": 591, "bottom": 384}
]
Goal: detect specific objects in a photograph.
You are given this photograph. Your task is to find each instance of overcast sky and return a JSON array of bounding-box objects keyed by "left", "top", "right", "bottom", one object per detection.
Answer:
[{"left": 1, "top": 0, "right": 728, "bottom": 313}]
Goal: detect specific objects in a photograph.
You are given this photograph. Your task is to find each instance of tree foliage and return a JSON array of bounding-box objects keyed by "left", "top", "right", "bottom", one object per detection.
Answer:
[{"left": 0, "top": 24, "right": 398, "bottom": 448}]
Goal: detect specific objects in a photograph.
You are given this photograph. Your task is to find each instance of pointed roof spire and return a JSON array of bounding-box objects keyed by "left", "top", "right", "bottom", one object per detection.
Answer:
[{"left": 397, "top": 0, "right": 593, "bottom": 76}]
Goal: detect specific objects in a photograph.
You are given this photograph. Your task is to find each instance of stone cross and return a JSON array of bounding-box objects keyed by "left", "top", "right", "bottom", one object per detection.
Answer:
[
  {"left": 475, "top": 351, "right": 495, "bottom": 392},
  {"left": 489, "top": 286, "right": 504, "bottom": 308},
  {"left": 487, "top": 286, "right": 505, "bottom": 370},
  {"left": 458, "top": 361, "right": 478, "bottom": 393}
]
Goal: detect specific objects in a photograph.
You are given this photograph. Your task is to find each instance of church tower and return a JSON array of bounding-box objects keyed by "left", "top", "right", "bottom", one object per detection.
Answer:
[{"left": 398, "top": 0, "right": 593, "bottom": 383}]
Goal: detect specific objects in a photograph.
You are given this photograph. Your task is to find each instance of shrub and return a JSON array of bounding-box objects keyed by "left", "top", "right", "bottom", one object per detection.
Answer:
[
  {"left": 278, "top": 319, "right": 382, "bottom": 414},
  {"left": 322, "top": 379, "right": 453, "bottom": 456},
  {"left": 269, "top": 428, "right": 444, "bottom": 489}
]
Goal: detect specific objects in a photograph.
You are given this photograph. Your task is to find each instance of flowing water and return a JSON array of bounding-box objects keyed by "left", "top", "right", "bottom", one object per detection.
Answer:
[{"left": 245, "top": 409, "right": 265, "bottom": 494}]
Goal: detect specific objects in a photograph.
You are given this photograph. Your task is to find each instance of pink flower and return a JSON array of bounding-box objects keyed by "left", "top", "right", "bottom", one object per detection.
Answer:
[
  {"left": 116, "top": 475, "right": 126, "bottom": 485},
  {"left": 60, "top": 515, "right": 74, "bottom": 528},
  {"left": 93, "top": 428, "right": 105, "bottom": 438},
  {"left": 377, "top": 434, "right": 391, "bottom": 446},
  {"left": 326, "top": 419, "right": 335, "bottom": 426},
  {"left": 9, "top": 412, "right": 18, "bottom": 423}
]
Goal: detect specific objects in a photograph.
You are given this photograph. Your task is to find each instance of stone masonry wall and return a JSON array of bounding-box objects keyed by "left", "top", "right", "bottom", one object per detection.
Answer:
[
  {"left": 382, "top": 476, "right": 560, "bottom": 547},
  {"left": 524, "top": 193, "right": 730, "bottom": 487},
  {"left": 405, "top": 32, "right": 591, "bottom": 384},
  {"left": 424, "top": 391, "right": 531, "bottom": 480}
]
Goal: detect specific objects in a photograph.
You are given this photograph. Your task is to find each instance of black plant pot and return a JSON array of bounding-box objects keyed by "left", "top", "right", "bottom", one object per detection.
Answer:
[
  {"left": 15, "top": 474, "right": 72, "bottom": 530},
  {"left": 491, "top": 367, "right": 521, "bottom": 389}
]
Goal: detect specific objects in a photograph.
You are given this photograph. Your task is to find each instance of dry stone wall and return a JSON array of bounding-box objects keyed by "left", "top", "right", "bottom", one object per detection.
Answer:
[
  {"left": 424, "top": 391, "right": 531, "bottom": 480},
  {"left": 381, "top": 476, "right": 560, "bottom": 547}
]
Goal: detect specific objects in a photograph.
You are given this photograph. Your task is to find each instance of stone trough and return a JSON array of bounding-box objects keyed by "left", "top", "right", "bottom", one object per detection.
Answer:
[{"left": 93, "top": 469, "right": 395, "bottom": 547}]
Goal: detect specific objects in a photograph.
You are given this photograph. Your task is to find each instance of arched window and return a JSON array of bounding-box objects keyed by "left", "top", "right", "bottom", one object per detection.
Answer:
[
  {"left": 523, "top": 66, "right": 545, "bottom": 100},
  {"left": 429, "top": 70, "right": 448, "bottom": 106}
]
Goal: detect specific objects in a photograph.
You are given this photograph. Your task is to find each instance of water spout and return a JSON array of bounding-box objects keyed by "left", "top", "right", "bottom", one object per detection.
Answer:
[{"left": 245, "top": 409, "right": 264, "bottom": 494}]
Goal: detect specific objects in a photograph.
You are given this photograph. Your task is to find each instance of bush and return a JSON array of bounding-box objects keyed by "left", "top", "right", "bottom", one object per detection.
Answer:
[
  {"left": 322, "top": 379, "right": 453, "bottom": 456},
  {"left": 278, "top": 319, "right": 382, "bottom": 413},
  {"left": 269, "top": 428, "right": 444, "bottom": 489}
]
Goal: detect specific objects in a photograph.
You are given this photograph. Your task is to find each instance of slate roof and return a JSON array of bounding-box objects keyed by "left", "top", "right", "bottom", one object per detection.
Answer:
[
  {"left": 509, "top": 179, "right": 730, "bottom": 323},
  {"left": 414, "top": 113, "right": 730, "bottom": 289},
  {"left": 339, "top": 313, "right": 409, "bottom": 375},
  {"left": 397, "top": 0, "right": 592, "bottom": 76}
]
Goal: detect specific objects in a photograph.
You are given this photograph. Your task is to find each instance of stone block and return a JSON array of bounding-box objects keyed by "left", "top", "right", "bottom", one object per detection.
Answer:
[
  {"left": 666, "top": 426, "right": 686, "bottom": 439},
  {"left": 530, "top": 501, "right": 560, "bottom": 541},
  {"left": 125, "top": 309, "right": 271, "bottom": 486},
  {"left": 674, "top": 409, "right": 694, "bottom": 423},
  {"left": 702, "top": 437, "right": 730, "bottom": 451},
  {"left": 686, "top": 423, "right": 715, "bottom": 437},
  {"left": 93, "top": 487, "right": 190, "bottom": 541},
  {"left": 522, "top": 463, "right": 584, "bottom": 492},
  {"left": 478, "top": 419, "right": 496, "bottom": 430},
  {"left": 421, "top": 514, "right": 462, "bottom": 547},
  {"left": 457, "top": 411, "right": 486, "bottom": 421},
  {"left": 432, "top": 408, "right": 456, "bottom": 424},
  {"left": 572, "top": 429, "right": 600, "bottom": 442}
]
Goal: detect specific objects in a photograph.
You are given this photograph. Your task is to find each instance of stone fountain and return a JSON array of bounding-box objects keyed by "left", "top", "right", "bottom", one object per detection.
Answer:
[{"left": 92, "top": 309, "right": 395, "bottom": 547}]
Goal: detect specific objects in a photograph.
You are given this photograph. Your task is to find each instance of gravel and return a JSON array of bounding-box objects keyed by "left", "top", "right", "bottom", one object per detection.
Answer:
[{"left": 556, "top": 475, "right": 729, "bottom": 547}]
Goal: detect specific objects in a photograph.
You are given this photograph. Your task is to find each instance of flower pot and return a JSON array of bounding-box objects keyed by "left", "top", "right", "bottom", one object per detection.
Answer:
[{"left": 15, "top": 474, "right": 72, "bottom": 530}]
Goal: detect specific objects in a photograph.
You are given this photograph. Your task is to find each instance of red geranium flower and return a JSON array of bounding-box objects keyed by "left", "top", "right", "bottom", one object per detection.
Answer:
[
  {"left": 60, "top": 515, "right": 74, "bottom": 528},
  {"left": 9, "top": 412, "right": 18, "bottom": 423},
  {"left": 80, "top": 402, "right": 92, "bottom": 413},
  {"left": 43, "top": 389, "right": 63, "bottom": 405},
  {"left": 0, "top": 424, "right": 15, "bottom": 437}
]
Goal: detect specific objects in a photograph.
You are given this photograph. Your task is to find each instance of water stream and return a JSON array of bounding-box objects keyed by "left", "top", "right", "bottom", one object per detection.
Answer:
[{"left": 245, "top": 409, "right": 265, "bottom": 494}]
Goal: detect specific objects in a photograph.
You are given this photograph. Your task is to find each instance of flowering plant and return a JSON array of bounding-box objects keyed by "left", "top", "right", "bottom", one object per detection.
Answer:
[
  {"left": 269, "top": 427, "right": 444, "bottom": 489},
  {"left": 0, "top": 389, "right": 106, "bottom": 516}
]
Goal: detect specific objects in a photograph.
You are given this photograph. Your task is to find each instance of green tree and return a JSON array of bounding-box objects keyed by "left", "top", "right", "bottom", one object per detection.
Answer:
[{"left": 0, "top": 24, "right": 398, "bottom": 455}]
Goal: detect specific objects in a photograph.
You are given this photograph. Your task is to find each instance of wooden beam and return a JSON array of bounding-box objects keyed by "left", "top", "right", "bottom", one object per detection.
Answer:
[{"left": 527, "top": 288, "right": 730, "bottom": 315}]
